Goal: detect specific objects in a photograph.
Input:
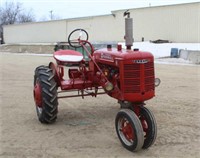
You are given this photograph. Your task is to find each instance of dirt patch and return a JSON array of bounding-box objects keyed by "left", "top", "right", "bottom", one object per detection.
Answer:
[{"left": 0, "top": 53, "right": 200, "bottom": 158}]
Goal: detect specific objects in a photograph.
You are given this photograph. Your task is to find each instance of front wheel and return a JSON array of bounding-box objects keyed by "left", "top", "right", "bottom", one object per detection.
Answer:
[
  {"left": 139, "top": 107, "right": 157, "bottom": 149},
  {"left": 115, "top": 109, "right": 144, "bottom": 152}
]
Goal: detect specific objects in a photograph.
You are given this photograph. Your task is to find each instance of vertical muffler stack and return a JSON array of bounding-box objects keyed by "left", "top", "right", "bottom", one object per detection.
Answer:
[{"left": 124, "top": 10, "right": 133, "bottom": 50}]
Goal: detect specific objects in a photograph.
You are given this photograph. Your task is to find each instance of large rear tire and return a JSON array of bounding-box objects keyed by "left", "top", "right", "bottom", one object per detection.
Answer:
[
  {"left": 33, "top": 66, "right": 58, "bottom": 124},
  {"left": 115, "top": 109, "right": 144, "bottom": 152}
]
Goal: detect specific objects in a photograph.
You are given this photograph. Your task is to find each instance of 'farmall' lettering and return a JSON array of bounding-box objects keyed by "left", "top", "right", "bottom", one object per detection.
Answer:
[
  {"left": 133, "top": 59, "right": 149, "bottom": 64},
  {"left": 101, "top": 53, "right": 113, "bottom": 60}
]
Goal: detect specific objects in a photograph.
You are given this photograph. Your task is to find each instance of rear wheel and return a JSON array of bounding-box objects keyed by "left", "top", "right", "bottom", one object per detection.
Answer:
[
  {"left": 139, "top": 107, "right": 157, "bottom": 149},
  {"left": 115, "top": 109, "right": 144, "bottom": 152},
  {"left": 33, "top": 66, "right": 58, "bottom": 123}
]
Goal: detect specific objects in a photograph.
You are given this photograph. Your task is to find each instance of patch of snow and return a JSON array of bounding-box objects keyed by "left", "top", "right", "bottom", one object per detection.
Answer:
[
  {"left": 119, "top": 42, "right": 200, "bottom": 58},
  {"left": 155, "top": 58, "right": 196, "bottom": 66},
  {"left": 1, "top": 42, "right": 200, "bottom": 66},
  {"left": 119, "top": 42, "right": 199, "bottom": 65}
]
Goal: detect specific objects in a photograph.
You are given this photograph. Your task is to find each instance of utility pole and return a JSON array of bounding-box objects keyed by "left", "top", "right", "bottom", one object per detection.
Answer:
[{"left": 49, "top": 10, "right": 53, "bottom": 20}]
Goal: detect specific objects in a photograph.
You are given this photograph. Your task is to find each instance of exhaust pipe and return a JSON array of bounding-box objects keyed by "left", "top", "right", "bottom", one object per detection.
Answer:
[{"left": 124, "top": 10, "right": 133, "bottom": 50}]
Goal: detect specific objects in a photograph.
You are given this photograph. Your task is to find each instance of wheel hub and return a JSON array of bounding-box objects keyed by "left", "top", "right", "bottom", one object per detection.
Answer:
[
  {"left": 34, "top": 82, "right": 42, "bottom": 107},
  {"left": 120, "top": 119, "right": 134, "bottom": 142}
]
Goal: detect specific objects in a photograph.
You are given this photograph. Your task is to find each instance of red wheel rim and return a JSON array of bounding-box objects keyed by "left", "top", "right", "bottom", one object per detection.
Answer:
[
  {"left": 119, "top": 118, "right": 135, "bottom": 143},
  {"left": 33, "top": 80, "right": 42, "bottom": 107}
]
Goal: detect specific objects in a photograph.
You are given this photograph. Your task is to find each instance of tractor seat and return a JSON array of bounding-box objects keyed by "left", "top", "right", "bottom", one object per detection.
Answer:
[{"left": 54, "top": 50, "right": 83, "bottom": 63}]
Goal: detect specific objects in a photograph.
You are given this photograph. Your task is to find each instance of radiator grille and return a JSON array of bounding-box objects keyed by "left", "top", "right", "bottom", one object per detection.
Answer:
[
  {"left": 123, "top": 62, "right": 154, "bottom": 93},
  {"left": 144, "top": 62, "right": 155, "bottom": 92},
  {"left": 124, "top": 64, "right": 141, "bottom": 93}
]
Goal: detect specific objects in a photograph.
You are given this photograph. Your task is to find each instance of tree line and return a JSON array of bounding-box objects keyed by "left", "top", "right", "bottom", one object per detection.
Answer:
[{"left": 0, "top": 2, "right": 41, "bottom": 44}]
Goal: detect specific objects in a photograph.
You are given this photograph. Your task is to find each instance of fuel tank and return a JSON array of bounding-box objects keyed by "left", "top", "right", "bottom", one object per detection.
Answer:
[{"left": 93, "top": 47, "right": 154, "bottom": 65}]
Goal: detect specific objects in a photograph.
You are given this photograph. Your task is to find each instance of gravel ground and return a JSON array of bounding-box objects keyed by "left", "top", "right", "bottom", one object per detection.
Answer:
[{"left": 0, "top": 53, "right": 200, "bottom": 158}]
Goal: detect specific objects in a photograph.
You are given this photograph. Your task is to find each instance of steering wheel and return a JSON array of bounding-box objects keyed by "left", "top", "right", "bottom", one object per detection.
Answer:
[{"left": 68, "top": 29, "right": 89, "bottom": 48}]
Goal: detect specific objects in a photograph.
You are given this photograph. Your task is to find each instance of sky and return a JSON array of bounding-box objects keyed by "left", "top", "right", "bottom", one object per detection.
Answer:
[{"left": 1, "top": 0, "right": 200, "bottom": 21}]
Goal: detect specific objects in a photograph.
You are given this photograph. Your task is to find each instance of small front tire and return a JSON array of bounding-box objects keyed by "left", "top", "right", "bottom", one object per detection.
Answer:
[
  {"left": 139, "top": 107, "right": 157, "bottom": 149},
  {"left": 115, "top": 109, "right": 144, "bottom": 152}
]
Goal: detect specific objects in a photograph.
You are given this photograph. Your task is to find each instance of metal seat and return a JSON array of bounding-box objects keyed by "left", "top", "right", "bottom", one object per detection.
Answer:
[{"left": 54, "top": 50, "right": 83, "bottom": 63}]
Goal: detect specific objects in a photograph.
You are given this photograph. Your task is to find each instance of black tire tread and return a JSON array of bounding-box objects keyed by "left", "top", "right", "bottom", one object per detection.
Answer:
[
  {"left": 140, "top": 107, "right": 157, "bottom": 149},
  {"left": 34, "top": 65, "right": 58, "bottom": 124}
]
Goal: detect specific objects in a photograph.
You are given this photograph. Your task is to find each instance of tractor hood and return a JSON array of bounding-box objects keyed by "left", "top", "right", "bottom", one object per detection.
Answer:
[{"left": 93, "top": 48, "right": 154, "bottom": 66}]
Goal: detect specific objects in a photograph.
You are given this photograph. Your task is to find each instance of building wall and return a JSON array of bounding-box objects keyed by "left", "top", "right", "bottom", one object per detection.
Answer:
[
  {"left": 3, "top": 20, "right": 67, "bottom": 43},
  {"left": 126, "top": 2, "right": 200, "bottom": 43},
  {"left": 3, "top": 2, "right": 200, "bottom": 44},
  {"left": 66, "top": 15, "right": 120, "bottom": 42}
]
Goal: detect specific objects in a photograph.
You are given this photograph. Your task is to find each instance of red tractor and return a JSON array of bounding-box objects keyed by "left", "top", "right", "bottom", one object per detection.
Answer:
[{"left": 33, "top": 12, "right": 160, "bottom": 152}]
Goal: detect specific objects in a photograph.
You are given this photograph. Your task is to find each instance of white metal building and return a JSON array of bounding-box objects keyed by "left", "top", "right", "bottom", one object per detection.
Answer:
[{"left": 3, "top": 2, "right": 200, "bottom": 43}]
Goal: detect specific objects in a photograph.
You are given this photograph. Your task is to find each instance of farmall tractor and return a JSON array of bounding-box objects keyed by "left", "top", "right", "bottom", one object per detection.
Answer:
[{"left": 33, "top": 12, "right": 160, "bottom": 152}]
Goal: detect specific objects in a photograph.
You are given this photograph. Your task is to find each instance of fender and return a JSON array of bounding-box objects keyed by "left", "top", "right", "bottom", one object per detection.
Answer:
[{"left": 49, "top": 62, "right": 63, "bottom": 87}]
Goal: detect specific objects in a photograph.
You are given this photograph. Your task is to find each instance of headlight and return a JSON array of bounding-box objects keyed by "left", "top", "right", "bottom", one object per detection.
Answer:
[
  {"left": 155, "top": 78, "right": 161, "bottom": 87},
  {"left": 104, "top": 81, "right": 114, "bottom": 91}
]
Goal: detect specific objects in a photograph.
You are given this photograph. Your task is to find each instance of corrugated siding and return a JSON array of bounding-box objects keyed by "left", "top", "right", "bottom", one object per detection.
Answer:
[
  {"left": 4, "top": 20, "right": 67, "bottom": 43},
  {"left": 3, "top": 2, "right": 200, "bottom": 43},
  {"left": 129, "top": 3, "right": 200, "bottom": 42}
]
